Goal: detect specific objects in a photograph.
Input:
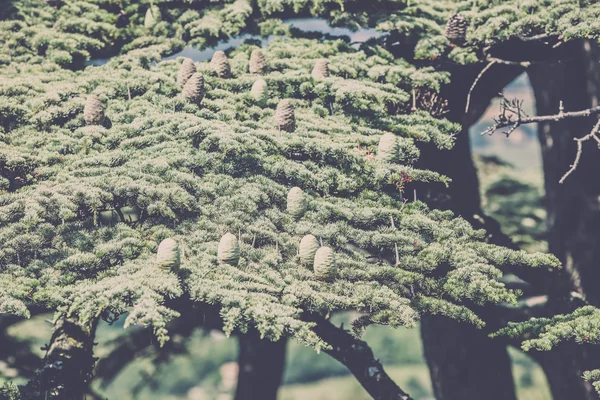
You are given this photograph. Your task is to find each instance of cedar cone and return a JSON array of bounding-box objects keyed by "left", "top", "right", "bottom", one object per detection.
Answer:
[
  {"left": 275, "top": 99, "right": 296, "bottom": 132},
  {"left": 249, "top": 49, "right": 267, "bottom": 75},
  {"left": 311, "top": 59, "right": 330, "bottom": 80},
  {"left": 211, "top": 50, "right": 231, "bottom": 79},
  {"left": 445, "top": 14, "right": 468, "bottom": 45},
  {"left": 182, "top": 72, "right": 205, "bottom": 105},
  {"left": 83, "top": 95, "right": 104, "bottom": 125},
  {"left": 177, "top": 58, "right": 196, "bottom": 88}
]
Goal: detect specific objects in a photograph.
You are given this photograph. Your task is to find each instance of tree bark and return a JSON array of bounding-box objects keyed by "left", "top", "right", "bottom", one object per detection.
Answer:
[
  {"left": 415, "top": 62, "right": 523, "bottom": 400},
  {"left": 21, "top": 316, "right": 99, "bottom": 400},
  {"left": 310, "top": 315, "right": 413, "bottom": 400},
  {"left": 527, "top": 39, "right": 600, "bottom": 400},
  {"left": 234, "top": 332, "right": 287, "bottom": 400}
]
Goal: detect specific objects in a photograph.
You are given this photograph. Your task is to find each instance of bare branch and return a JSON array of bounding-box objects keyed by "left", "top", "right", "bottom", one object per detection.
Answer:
[
  {"left": 466, "top": 60, "right": 497, "bottom": 114},
  {"left": 483, "top": 102, "right": 600, "bottom": 136},
  {"left": 559, "top": 118, "right": 600, "bottom": 184}
]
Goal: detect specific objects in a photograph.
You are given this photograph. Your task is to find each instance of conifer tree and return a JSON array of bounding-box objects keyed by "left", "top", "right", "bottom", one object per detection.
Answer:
[{"left": 4, "top": 1, "right": 600, "bottom": 399}]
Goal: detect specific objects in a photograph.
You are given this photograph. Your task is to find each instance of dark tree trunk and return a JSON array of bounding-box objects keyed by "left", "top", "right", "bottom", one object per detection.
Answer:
[
  {"left": 527, "top": 39, "right": 600, "bottom": 400},
  {"left": 21, "top": 316, "right": 98, "bottom": 400},
  {"left": 234, "top": 331, "right": 287, "bottom": 400},
  {"left": 415, "top": 62, "right": 523, "bottom": 400},
  {"left": 310, "top": 315, "right": 413, "bottom": 400}
]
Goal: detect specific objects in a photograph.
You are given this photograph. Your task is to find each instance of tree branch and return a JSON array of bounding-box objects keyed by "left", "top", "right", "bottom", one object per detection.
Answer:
[
  {"left": 308, "top": 314, "right": 413, "bottom": 400},
  {"left": 559, "top": 118, "right": 600, "bottom": 183},
  {"left": 483, "top": 102, "right": 600, "bottom": 136},
  {"left": 483, "top": 99, "right": 600, "bottom": 183},
  {"left": 20, "top": 316, "right": 99, "bottom": 400}
]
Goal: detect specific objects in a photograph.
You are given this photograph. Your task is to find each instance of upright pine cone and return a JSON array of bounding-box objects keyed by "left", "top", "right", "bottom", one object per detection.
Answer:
[
  {"left": 156, "top": 238, "right": 181, "bottom": 271},
  {"left": 299, "top": 234, "right": 319, "bottom": 267},
  {"left": 83, "top": 95, "right": 104, "bottom": 126},
  {"left": 182, "top": 72, "right": 205, "bottom": 105},
  {"left": 177, "top": 58, "right": 196, "bottom": 87},
  {"left": 218, "top": 232, "right": 240, "bottom": 266},
  {"left": 211, "top": 51, "right": 231, "bottom": 79},
  {"left": 445, "top": 14, "right": 468, "bottom": 45},
  {"left": 287, "top": 187, "right": 307, "bottom": 219},
  {"left": 377, "top": 133, "right": 400, "bottom": 163},
  {"left": 249, "top": 49, "right": 266, "bottom": 75},
  {"left": 313, "top": 246, "right": 336, "bottom": 281},
  {"left": 275, "top": 99, "right": 296, "bottom": 132},
  {"left": 311, "top": 59, "right": 329, "bottom": 80},
  {"left": 144, "top": 5, "right": 162, "bottom": 30},
  {"left": 251, "top": 79, "right": 268, "bottom": 105}
]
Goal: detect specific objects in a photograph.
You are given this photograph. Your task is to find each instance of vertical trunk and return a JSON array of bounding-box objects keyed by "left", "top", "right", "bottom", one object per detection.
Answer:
[
  {"left": 527, "top": 39, "right": 600, "bottom": 400},
  {"left": 234, "top": 332, "right": 287, "bottom": 400},
  {"left": 416, "top": 62, "right": 523, "bottom": 400},
  {"left": 22, "top": 316, "right": 99, "bottom": 400}
]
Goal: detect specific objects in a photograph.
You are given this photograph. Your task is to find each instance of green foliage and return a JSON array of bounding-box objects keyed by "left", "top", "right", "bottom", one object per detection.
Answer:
[{"left": 0, "top": 31, "right": 561, "bottom": 354}]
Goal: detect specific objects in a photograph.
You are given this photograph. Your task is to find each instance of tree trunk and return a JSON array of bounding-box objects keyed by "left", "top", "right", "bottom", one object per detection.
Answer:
[
  {"left": 234, "top": 331, "right": 287, "bottom": 400},
  {"left": 310, "top": 315, "right": 414, "bottom": 400},
  {"left": 416, "top": 62, "right": 523, "bottom": 400},
  {"left": 21, "top": 316, "right": 99, "bottom": 400},
  {"left": 527, "top": 39, "right": 600, "bottom": 400}
]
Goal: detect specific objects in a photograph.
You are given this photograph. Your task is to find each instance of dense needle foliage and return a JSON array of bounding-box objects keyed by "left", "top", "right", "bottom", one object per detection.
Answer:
[{"left": 4, "top": 0, "right": 600, "bottom": 397}]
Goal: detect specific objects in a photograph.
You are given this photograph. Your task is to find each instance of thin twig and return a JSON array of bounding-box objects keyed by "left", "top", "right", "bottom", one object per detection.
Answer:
[
  {"left": 465, "top": 60, "right": 497, "bottom": 114},
  {"left": 559, "top": 118, "right": 600, "bottom": 184},
  {"left": 483, "top": 103, "right": 600, "bottom": 136}
]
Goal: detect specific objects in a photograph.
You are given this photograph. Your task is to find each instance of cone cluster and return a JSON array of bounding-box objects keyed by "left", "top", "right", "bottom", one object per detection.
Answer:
[
  {"left": 183, "top": 72, "right": 205, "bottom": 105},
  {"left": 211, "top": 51, "right": 232, "bottom": 79},
  {"left": 177, "top": 58, "right": 196, "bottom": 87},
  {"left": 445, "top": 14, "right": 468, "bottom": 45},
  {"left": 311, "top": 59, "right": 330, "bottom": 80},
  {"left": 275, "top": 99, "right": 296, "bottom": 132},
  {"left": 83, "top": 95, "right": 104, "bottom": 126},
  {"left": 249, "top": 49, "right": 266, "bottom": 75}
]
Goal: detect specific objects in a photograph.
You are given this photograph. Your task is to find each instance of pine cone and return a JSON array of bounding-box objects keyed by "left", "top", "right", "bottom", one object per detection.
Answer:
[
  {"left": 275, "top": 99, "right": 296, "bottom": 132},
  {"left": 211, "top": 51, "right": 231, "bottom": 79},
  {"left": 144, "top": 5, "right": 162, "bottom": 30},
  {"left": 377, "top": 133, "right": 400, "bottom": 163},
  {"left": 177, "top": 58, "right": 196, "bottom": 87},
  {"left": 83, "top": 95, "right": 104, "bottom": 126},
  {"left": 251, "top": 78, "right": 268, "bottom": 105},
  {"left": 156, "top": 238, "right": 181, "bottom": 271},
  {"left": 299, "top": 234, "right": 319, "bottom": 267},
  {"left": 218, "top": 232, "right": 240, "bottom": 266},
  {"left": 445, "top": 14, "right": 468, "bottom": 45},
  {"left": 182, "top": 72, "right": 205, "bottom": 105},
  {"left": 311, "top": 59, "right": 330, "bottom": 80},
  {"left": 249, "top": 49, "right": 266, "bottom": 75},
  {"left": 314, "top": 246, "right": 336, "bottom": 281},
  {"left": 287, "top": 187, "right": 307, "bottom": 218}
]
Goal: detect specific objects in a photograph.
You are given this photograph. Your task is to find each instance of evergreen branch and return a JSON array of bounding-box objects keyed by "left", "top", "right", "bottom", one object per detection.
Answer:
[{"left": 309, "top": 314, "right": 414, "bottom": 400}]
